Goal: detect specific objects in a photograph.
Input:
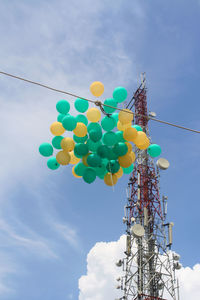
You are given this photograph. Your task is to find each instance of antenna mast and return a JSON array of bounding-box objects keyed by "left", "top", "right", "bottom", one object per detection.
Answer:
[{"left": 116, "top": 74, "right": 181, "bottom": 300}]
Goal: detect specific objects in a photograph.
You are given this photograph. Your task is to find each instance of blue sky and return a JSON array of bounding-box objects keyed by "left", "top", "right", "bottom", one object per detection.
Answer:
[{"left": 0, "top": 0, "right": 200, "bottom": 299}]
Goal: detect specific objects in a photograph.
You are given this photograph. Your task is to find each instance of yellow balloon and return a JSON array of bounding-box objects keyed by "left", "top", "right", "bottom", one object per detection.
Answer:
[
  {"left": 61, "top": 137, "right": 75, "bottom": 152},
  {"left": 82, "top": 153, "right": 91, "bottom": 166},
  {"left": 73, "top": 122, "right": 87, "bottom": 137},
  {"left": 117, "top": 121, "right": 132, "bottom": 131},
  {"left": 69, "top": 151, "right": 80, "bottom": 164},
  {"left": 118, "top": 153, "right": 133, "bottom": 168},
  {"left": 136, "top": 138, "right": 150, "bottom": 150},
  {"left": 118, "top": 109, "right": 133, "bottom": 124},
  {"left": 86, "top": 108, "right": 101, "bottom": 122},
  {"left": 56, "top": 151, "right": 70, "bottom": 165},
  {"left": 115, "top": 167, "right": 123, "bottom": 179},
  {"left": 104, "top": 173, "right": 118, "bottom": 186},
  {"left": 90, "top": 81, "right": 104, "bottom": 97},
  {"left": 50, "top": 122, "right": 65, "bottom": 136},
  {"left": 123, "top": 127, "right": 138, "bottom": 142},
  {"left": 130, "top": 151, "right": 136, "bottom": 163},
  {"left": 72, "top": 166, "right": 81, "bottom": 178},
  {"left": 134, "top": 131, "right": 147, "bottom": 146},
  {"left": 125, "top": 142, "right": 132, "bottom": 153}
]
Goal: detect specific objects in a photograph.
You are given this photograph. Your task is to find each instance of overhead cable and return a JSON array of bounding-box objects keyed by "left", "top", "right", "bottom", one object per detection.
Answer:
[{"left": 0, "top": 71, "right": 199, "bottom": 134}]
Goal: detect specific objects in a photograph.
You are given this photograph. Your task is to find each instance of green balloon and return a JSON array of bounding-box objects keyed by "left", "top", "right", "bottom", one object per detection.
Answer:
[
  {"left": 97, "top": 145, "right": 109, "bottom": 158},
  {"left": 111, "top": 112, "right": 118, "bottom": 124},
  {"left": 74, "top": 162, "right": 86, "bottom": 176},
  {"left": 123, "top": 164, "right": 134, "bottom": 174},
  {"left": 73, "top": 134, "right": 88, "bottom": 144},
  {"left": 76, "top": 114, "right": 88, "bottom": 125},
  {"left": 62, "top": 115, "right": 77, "bottom": 131},
  {"left": 39, "top": 143, "right": 53, "bottom": 157},
  {"left": 107, "top": 147, "right": 118, "bottom": 160},
  {"left": 106, "top": 160, "right": 120, "bottom": 173},
  {"left": 113, "top": 87, "right": 127, "bottom": 103},
  {"left": 83, "top": 168, "right": 96, "bottom": 184},
  {"left": 95, "top": 164, "right": 107, "bottom": 178},
  {"left": 75, "top": 98, "right": 89, "bottom": 113},
  {"left": 87, "top": 153, "right": 102, "bottom": 167},
  {"left": 74, "top": 143, "right": 89, "bottom": 158},
  {"left": 101, "top": 116, "right": 116, "bottom": 131},
  {"left": 132, "top": 124, "right": 143, "bottom": 131},
  {"left": 87, "top": 122, "right": 101, "bottom": 133},
  {"left": 52, "top": 136, "right": 64, "bottom": 149},
  {"left": 87, "top": 139, "right": 102, "bottom": 152},
  {"left": 102, "top": 158, "right": 109, "bottom": 165},
  {"left": 57, "top": 113, "right": 68, "bottom": 122},
  {"left": 47, "top": 157, "right": 60, "bottom": 170},
  {"left": 103, "top": 98, "right": 117, "bottom": 113},
  {"left": 103, "top": 132, "right": 117, "bottom": 146},
  {"left": 56, "top": 100, "right": 70, "bottom": 114},
  {"left": 147, "top": 144, "right": 161, "bottom": 158},
  {"left": 89, "top": 129, "right": 102, "bottom": 142},
  {"left": 98, "top": 173, "right": 106, "bottom": 179},
  {"left": 113, "top": 142, "right": 128, "bottom": 156},
  {"left": 115, "top": 131, "right": 126, "bottom": 143}
]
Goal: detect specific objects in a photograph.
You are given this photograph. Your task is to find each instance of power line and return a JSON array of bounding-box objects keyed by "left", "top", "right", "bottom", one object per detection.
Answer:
[
  {"left": 0, "top": 70, "right": 200, "bottom": 134},
  {"left": 0, "top": 71, "right": 95, "bottom": 103}
]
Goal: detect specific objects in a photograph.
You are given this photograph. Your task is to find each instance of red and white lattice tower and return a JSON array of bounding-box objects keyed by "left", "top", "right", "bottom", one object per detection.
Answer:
[{"left": 115, "top": 74, "right": 181, "bottom": 300}]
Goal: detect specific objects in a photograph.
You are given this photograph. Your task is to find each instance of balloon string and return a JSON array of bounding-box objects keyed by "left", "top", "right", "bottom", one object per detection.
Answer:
[
  {"left": 0, "top": 71, "right": 200, "bottom": 134},
  {"left": 110, "top": 173, "right": 115, "bottom": 193},
  {"left": 108, "top": 162, "right": 115, "bottom": 192}
]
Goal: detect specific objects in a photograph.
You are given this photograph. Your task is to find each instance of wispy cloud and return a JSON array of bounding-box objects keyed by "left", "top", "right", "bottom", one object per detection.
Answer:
[
  {"left": 53, "top": 222, "right": 80, "bottom": 250},
  {"left": 0, "top": 252, "right": 17, "bottom": 295},
  {"left": 0, "top": 218, "right": 58, "bottom": 259},
  {"left": 1, "top": 1, "right": 198, "bottom": 299},
  {"left": 0, "top": 0, "right": 141, "bottom": 201}
]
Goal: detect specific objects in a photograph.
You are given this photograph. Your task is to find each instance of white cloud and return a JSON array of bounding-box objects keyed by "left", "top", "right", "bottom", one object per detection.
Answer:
[
  {"left": 79, "top": 235, "right": 200, "bottom": 300},
  {"left": 177, "top": 264, "right": 200, "bottom": 299},
  {"left": 79, "top": 235, "right": 125, "bottom": 300}
]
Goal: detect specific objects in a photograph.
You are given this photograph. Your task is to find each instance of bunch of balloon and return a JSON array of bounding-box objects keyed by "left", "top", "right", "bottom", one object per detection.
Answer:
[{"left": 39, "top": 81, "right": 162, "bottom": 187}]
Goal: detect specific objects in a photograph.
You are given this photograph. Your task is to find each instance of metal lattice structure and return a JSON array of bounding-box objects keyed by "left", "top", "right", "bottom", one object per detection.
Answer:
[{"left": 115, "top": 75, "right": 181, "bottom": 300}]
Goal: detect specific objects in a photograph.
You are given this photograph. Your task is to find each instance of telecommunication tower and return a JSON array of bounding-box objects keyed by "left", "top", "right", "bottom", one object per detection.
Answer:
[{"left": 115, "top": 74, "right": 181, "bottom": 300}]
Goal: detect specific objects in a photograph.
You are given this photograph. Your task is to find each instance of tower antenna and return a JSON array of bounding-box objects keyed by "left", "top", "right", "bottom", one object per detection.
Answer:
[{"left": 116, "top": 75, "right": 181, "bottom": 300}]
